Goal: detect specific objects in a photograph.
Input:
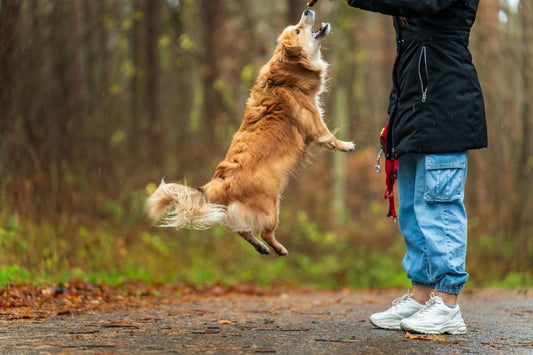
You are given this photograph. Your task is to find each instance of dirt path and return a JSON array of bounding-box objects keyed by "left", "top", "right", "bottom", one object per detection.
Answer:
[{"left": 1, "top": 287, "right": 531, "bottom": 354}]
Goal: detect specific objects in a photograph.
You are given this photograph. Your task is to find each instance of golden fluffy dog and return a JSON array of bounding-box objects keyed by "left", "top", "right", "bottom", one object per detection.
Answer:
[{"left": 146, "top": 10, "right": 354, "bottom": 255}]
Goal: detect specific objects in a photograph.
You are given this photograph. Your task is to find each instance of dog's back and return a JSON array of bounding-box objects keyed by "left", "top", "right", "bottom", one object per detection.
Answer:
[{"left": 202, "top": 82, "right": 306, "bottom": 235}]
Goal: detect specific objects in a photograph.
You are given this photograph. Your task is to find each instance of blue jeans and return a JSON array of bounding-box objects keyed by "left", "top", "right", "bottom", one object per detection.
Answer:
[{"left": 397, "top": 152, "right": 469, "bottom": 295}]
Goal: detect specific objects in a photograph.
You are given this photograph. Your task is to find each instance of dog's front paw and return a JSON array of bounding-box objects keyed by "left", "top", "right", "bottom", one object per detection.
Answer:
[{"left": 338, "top": 140, "right": 356, "bottom": 152}]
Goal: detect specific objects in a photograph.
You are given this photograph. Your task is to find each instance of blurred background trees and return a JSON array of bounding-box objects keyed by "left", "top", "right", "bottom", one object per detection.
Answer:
[{"left": 0, "top": 0, "right": 531, "bottom": 287}]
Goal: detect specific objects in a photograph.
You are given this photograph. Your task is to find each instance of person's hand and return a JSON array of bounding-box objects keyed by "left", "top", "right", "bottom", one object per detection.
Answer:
[{"left": 306, "top": 0, "right": 333, "bottom": 8}]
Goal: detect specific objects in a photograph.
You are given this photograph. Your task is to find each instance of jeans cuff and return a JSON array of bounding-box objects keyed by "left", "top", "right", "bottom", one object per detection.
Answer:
[{"left": 435, "top": 284, "right": 463, "bottom": 295}]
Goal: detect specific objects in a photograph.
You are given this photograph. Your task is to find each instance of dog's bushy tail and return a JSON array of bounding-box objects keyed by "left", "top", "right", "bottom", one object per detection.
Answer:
[{"left": 146, "top": 181, "right": 226, "bottom": 230}]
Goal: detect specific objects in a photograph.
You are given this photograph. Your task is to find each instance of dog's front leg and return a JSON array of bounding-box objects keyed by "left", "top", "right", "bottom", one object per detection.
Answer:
[
  {"left": 238, "top": 231, "right": 271, "bottom": 255},
  {"left": 315, "top": 121, "right": 355, "bottom": 152},
  {"left": 318, "top": 133, "right": 356, "bottom": 152},
  {"left": 316, "top": 127, "right": 355, "bottom": 152}
]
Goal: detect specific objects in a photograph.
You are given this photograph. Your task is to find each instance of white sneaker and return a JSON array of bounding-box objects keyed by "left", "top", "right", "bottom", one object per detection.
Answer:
[
  {"left": 369, "top": 290, "right": 424, "bottom": 330},
  {"left": 400, "top": 293, "right": 467, "bottom": 334}
]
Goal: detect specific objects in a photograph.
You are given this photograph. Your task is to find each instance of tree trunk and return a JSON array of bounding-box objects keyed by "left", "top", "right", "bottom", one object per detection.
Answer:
[
  {"left": 199, "top": 0, "right": 226, "bottom": 147},
  {"left": 130, "top": 0, "right": 147, "bottom": 162},
  {"left": 0, "top": 1, "right": 22, "bottom": 155},
  {"left": 470, "top": 0, "right": 512, "bottom": 227},
  {"left": 287, "top": 0, "right": 301, "bottom": 24},
  {"left": 332, "top": 86, "right": 348, "bottom": 225},
  {"left": 145, "top": 0, "right": 164, "bottom": 165},
  {"left": 515, "top": 0, "right": 533, "bottom": 271}
]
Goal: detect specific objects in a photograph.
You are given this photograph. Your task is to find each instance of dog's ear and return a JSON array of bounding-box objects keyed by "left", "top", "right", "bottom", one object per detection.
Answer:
[{"left": 282, "top": 44, "right": 302, "bottom": 61}]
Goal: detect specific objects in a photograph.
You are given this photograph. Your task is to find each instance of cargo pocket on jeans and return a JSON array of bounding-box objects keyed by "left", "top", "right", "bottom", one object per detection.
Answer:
[{"left": 423, "top": 153, "right": 467, "bottom": 203}]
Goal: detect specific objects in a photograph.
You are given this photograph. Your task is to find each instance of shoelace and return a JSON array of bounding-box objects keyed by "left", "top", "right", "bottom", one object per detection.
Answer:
[
  {"left": 391, "top": 290, "right": 412, "bottom": 307},
  {"left": 417, "top": 292, "right": 440, "bottom": 315}
]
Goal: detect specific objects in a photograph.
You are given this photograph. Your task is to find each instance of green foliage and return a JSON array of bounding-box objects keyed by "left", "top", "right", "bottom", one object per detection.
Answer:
[
  {"left": 0, "top": 216, "right": 26, "bottom": 251},
  {"left": 142, "top": 232, "right": 170, "bottom": 256},
  {"left": 0, "top": 265, "right": 32, "bottom": 285},
  {"left": 488, "top": 272, "right": 533, "bottom": 288},
  {"left": 0, "top": 154, "right": 530, "bottom": 289},
  {"left": 0, "top": 206, "right": 530, "bottom": 289}
]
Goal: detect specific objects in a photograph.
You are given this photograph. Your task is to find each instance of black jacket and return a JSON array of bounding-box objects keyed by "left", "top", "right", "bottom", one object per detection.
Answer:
[{"left": 347, "top": 0, "right": 487, "bottom": 159}]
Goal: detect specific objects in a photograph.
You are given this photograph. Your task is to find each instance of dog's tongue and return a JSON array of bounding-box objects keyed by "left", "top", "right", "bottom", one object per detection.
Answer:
[{"left": 313, "top": 23, "right": 330, "bottom": 39}]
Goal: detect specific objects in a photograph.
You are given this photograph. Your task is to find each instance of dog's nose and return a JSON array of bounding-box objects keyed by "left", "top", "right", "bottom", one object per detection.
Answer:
[{"left": 304, "top": 9, "right": 313, "bottom": 17}]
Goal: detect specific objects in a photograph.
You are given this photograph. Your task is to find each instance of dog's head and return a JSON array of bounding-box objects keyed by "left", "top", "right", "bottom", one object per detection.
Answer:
[{"left": 276, "top": 9, "right": 330, "bottom": 71}]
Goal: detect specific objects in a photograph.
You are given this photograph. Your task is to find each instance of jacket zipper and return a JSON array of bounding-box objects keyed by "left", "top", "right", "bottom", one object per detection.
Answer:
[
  {"left": 389, "top": 24, "right": 404, "bottom": 159},
  {"left": 418, "top": 46, "right": 428, "bottom": 103}
]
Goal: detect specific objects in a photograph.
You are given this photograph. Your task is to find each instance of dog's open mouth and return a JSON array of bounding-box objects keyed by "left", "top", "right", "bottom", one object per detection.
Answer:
[{"left": 313, "top": 23, "right": 330, "bottom": 39}]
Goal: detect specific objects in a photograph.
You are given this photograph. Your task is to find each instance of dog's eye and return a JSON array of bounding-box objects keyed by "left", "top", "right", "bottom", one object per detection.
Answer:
[{"left": 294, "top": 29, "right": 300, "bottom": 35}]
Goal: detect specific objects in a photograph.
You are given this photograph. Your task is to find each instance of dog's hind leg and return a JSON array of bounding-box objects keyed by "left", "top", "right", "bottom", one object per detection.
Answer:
[
  {"left": 261, "top": 228, "right": 288, "bottom": 256},
  {"left": 238, "top": 231, "right": 271, "bottom": 255}
]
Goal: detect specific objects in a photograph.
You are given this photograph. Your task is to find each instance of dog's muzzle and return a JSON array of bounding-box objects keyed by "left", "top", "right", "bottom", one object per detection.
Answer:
[{"left": 302, "top": 9, "right": 315, "bottom": 24}]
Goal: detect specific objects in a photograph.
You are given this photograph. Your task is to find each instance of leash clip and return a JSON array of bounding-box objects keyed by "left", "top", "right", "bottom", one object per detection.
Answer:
[{"left": 375, "top": 148, "right": 384, "bottom": 173}]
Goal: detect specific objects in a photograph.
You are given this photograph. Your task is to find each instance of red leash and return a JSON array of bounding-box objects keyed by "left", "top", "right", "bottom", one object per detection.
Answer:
[{"left": 376, "top": 125, "right": 398, "bottom": 221}]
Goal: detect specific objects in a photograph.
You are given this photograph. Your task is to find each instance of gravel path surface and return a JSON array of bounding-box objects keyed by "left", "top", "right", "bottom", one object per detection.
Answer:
[{"left": 1, "top": 288, "right": 531, "bottom": 354}]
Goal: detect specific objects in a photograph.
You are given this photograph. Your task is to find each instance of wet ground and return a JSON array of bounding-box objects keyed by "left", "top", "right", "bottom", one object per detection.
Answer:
[{"left": 1, "top": 287, "right": 531, "bottom": 354}]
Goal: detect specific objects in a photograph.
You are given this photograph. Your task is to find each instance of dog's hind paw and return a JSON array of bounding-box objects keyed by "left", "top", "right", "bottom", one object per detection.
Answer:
[
  {"left": 275, "top": 245, "right": 289, "bottom": 256},
  {"left": 256, "top": 243, "right": 271, "bottom": 255}
]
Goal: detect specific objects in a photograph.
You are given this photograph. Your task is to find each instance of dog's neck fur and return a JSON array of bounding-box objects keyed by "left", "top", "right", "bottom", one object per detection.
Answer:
[{"left": 256, "top": 47, "right": 327, "bottom": 97}]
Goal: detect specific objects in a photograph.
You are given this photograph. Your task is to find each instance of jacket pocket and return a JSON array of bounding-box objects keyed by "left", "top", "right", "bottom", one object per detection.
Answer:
[
  {"left": 418, "top": 46, "right": 428, "bottom": 103},
  {"left": 423, "top": 153, "right": 467, "bottom": 203}
]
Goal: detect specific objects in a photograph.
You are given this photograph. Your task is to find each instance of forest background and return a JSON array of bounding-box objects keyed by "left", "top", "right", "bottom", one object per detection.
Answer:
[{"left": 0, "top": 0, "right": 531, "bottom": 289}]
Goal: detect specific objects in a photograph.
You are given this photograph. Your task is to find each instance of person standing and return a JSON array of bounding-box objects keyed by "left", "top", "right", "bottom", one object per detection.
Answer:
[{"left": 344, "top": 0, "right": 488, "bottom": 334}]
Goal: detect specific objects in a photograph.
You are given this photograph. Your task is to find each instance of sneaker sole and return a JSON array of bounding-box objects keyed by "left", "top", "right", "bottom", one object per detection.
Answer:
[
  {"left": 369, "top": 317, "right": 401, "bottom": 330},
  {"left": 401, "top": 322, "right": 467, "bottom": 335}
]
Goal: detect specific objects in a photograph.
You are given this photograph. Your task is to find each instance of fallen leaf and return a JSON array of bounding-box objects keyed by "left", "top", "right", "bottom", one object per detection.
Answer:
[
  {"left": 41, "top": 287, "right": 55, "bottom": 297},
  {"left": 405, "top": 332, "right": 446, "bottom": 342},
  {"left": 217, "top": 319, "right": 234, "bottom": 325}
]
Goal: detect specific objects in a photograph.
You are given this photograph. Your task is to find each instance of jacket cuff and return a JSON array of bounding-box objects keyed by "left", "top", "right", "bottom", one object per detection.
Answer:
[{"left": 347, "top": 0, "right": 373, "bottom": 10}]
